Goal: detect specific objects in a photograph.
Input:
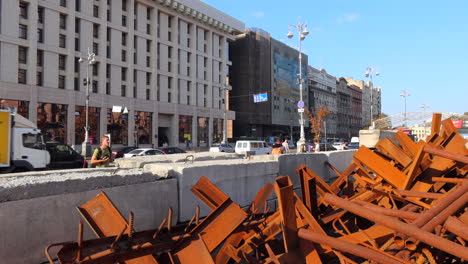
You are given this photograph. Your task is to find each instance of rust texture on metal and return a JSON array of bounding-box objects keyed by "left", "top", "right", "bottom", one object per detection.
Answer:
[{"left": 46, "top": 117, "right": 467, "bottom": 264}]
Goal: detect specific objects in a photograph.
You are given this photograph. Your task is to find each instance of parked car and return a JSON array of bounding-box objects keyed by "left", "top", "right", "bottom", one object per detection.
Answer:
[
  {"left": 235, "top": 140, "right": 271, "bottom": 155},
  {"left": 347, "top": 142, "right": 360, "bottom": 149},
  {"left": 46, "top": 142, "right": 86, "bottom": 169},
  {"left": 112, "top": 146, "right": 138, "bottom": 158},
  {"left": 209, "top": 143, "right": 235, "bottom": 153},
  {"left": 157, "top": 147, "right": 186, "bottom": 154},
  {"left": 332, "top": 142, "right": 347, "bottom": 150},
  {"left": 123, "top": 148, "right": 163, "bottom": 158},
  {"left": 319, "top": 143, "right": 338, "bottom": 151}
]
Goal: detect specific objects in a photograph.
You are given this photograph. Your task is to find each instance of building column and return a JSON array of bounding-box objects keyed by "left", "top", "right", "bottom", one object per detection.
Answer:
[
  {"left": 128, "top": 108, "right": 135, "bottom": 146},
  {"left": 100, "top": 105, "right": 107, "bottom": 142},
  {"left": 29, "top": 101, "right": 38, "bottom": 125},
  {"left": 171, "top": 113, "right": 179, "bottom": 147},
  {"left": 208, "top": 110, "right": 214, "bottom": 147},
  {"left": 152, "top": 103, "right": 159, "bottom": 147},
  {"left": 192, "top": 113, "right": 198, "bottom": 147},
  {"left": 67, "top": 93, "right": 75, "bottom": 145}
]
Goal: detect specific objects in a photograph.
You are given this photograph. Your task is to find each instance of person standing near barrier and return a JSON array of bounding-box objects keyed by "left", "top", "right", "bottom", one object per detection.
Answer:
[
  {"left": 91, "top": 136, "right": 113, "bottom": 168},
  {"left": 282, "top": 138, "right": 290, "bottom": 153},
  {"left": 272, "top": 138, "right": 284, "bottom": 155},
  {"left": 314, "top": 140, "right": 320, "bottom": 152}
]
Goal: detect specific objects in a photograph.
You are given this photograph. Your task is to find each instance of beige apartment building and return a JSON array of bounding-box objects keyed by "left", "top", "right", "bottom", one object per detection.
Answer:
[{"left": 0, "top": 0, "right": 244, "bottom": 149}]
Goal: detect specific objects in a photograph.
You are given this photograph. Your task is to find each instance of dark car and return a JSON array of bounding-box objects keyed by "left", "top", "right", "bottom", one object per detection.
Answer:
[
  {"left": 46, "top": 142, "right": 86, "bottom": 169},
  {"left": 112, "top": 146, "right": 138, "bottom": 158},
  {"left": 347, "top": 142, "right": 360, "bottom": 149},
  {"left": 157, "top": 147, "right": 186, "bottom": 154},
  {"left": 319, "top": 143, "right": 338, "bottom": 151}
]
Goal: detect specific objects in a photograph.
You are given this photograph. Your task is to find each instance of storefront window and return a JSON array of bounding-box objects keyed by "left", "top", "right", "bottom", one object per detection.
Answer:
[
  {"left": 0, "top": 99, "right": 29, "bottom": 118},
  {"left": 134, "top": 111, "right": 152, "bottom": 145},
  {"left": 213, "top": 118, "right": 223, "bottom": 143},
  {"left": 179, "top": 115, "right": 192, "bottom": 143},
  {"left": 197, "top": 117, "right": 208, "bottom": 147},
  {"left": 107, "top": 108, "right": 128, "bottom": 144},
  {"left": 75, "top": 106, "right": 100, "bottom": 144},
  {"left": 37, "top": 103, "right": 68, "bottom": 143}
]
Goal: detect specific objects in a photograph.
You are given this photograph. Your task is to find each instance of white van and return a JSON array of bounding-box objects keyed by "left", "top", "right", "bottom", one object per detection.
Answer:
[{"left": 235, "top": 140, "right": 272, "bottom": 155}]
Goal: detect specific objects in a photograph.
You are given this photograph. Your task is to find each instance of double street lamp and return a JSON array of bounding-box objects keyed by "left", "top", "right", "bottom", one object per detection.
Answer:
[
  {"left": 365, "top": 67, "right": 379, "bottom": 128},
  {"left": 79, "top": 47, "right": 97, "bottom": 157},
  {"left": 287, "top": 21, "right": 309, "bottom": 152}
]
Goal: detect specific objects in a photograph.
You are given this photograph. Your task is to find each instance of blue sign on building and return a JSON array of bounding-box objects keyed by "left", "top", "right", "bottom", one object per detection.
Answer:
[{"left": 253, "top": 93, "right": 268, "bottom": 103}]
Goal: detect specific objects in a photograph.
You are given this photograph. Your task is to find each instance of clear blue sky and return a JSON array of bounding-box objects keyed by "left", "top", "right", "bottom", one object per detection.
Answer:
[{"left": 203, "top": 0, "right": 467, "bottom": 116}]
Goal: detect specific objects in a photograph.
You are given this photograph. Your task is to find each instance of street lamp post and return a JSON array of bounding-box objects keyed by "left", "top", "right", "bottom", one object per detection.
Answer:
[
  {"left": 365, "top": 67, "right": 379, "bottom": 129},
  {"left": 420, "top": 103, "right": 430, "bottom": 137},
  {"left": 79, "top": 47, "right": 96, "bottom": 157},
  {"left": 400, "top": 89, "right": 411, "bottom": 127},
  {"left": 287, "top": 21, "right": 309, "bottom": 153}
]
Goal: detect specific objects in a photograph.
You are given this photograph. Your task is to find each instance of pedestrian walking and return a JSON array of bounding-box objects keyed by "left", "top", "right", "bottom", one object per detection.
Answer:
[
  {"left": 314, "top": 140, "right": 320, "bottom": 152},
  {"left": 282, "top": 138, "right": 290, "bottom": 153},
  {"left": 90, "top": 136, "right": 113, "bottom": 168}
]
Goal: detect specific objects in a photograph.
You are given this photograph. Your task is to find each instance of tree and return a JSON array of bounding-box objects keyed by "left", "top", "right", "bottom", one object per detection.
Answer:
[
  {"left": 373, "top": 113, "right": 392, "bottom": 129},
  {"left": 308, "top": 105, "right": 330, "bottom": 141}
]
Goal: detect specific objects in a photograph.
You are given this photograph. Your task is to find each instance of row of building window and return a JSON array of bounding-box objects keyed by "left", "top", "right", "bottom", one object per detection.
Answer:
[{"left": 21, "top": 2, "right": 222, "bottom": 55}]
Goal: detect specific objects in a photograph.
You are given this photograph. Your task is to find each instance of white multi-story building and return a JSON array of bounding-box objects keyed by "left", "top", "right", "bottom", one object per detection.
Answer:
[{"left": 0, "top": 0, "right": 244, "bottom": 149}]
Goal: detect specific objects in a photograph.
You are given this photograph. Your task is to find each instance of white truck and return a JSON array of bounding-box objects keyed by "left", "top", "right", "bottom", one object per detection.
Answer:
[
  {"left": 359, "top": 129, "right": 397, "bottom": 149},
  {"left": 0, "top": 110, "right": 50, "bottom": 173}
]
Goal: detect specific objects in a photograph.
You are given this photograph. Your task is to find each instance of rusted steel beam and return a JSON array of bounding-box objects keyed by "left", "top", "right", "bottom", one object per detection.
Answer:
[
  {"left": 77, "top": 191, "right": 130, "bottom": 237},
  {"left": 323, "top": 193, "right": 468, "bottom": 260},
  {"left": 76, "top": 191, "right": 159, "bottom": 264},
  {"left": 376, "top": 138, "right": 412, "bottom": 168},
  {"left": 354, "top": 146, "right": 408, "bottom": 189},
  {"left": 423, "top": 144, "right": 468, "bottom": 164},
  {"left": 234, "top": 211, "right": 282, "bottom": 257},
  {"left": 402, "top": 142, "right": 427, "bottom": 190},
  {"left": 431, "top": 113, "right": 442, "bottom": 135},
  {"left": 353, "top": 199, "right": 419, "bottom": 220},
  {"left": 338, "top": 224, "right": 394, "bottom": 247},
  {"left": 298, "top": 229, "right": 411, "bottom": 264},
  {"left": 404, "top": 191, "right": 468, "bottom": 250},
  {"left": 444, "top": 216, "right": 468, "bottom": 241},
  {"left": 393, "top": 189, "right": 443, "bottom": 200},
  {"left": 191, "top": 176, "right": 229, "bottom": 210},
  {"left": 296, "top": 164, "right": 334, "bottom": 208},
  {"left": 178, "top": 197, "right": 247, "bottom": 253},
  {"left": 395, "top": 131, "right": 418, "bottom": 159},
  {"left": 327, "top": 162, "right": 358, "bottom": 195},
  {"left": 247, "top": 182, "right": 273, "bottom": 214},
  {"left": 421, "top": 191, "right": 468, "bottom": 232},
  {"left": 274, "top": 176, "right": 299, "bottom": 253},
  {"left": 50, "top": 229, "right": 183, "bottom": 264},
  {"left": 214, "top": 231, "right": 246, "bottom": 264},
  {"left": 410, "top": 183, "right": 468, "bottom": 228},
  {"left": 172, "top": 235, "right": 215, "bottom": 264},
  {"left": 431, "top": 177, "right": 468, "bottom": 184}
]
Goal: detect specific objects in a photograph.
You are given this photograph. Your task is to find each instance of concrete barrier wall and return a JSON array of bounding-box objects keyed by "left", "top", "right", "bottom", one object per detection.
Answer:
[
  {"left": 0, "top": 150, "right": 356, "bottom": 263},
  {"left": 115, "top": 152, "right": 241, "bottom": 169},
  {"left": 144, "top": 159, "right": 278, "bottom": 222},
  {"left": 0, "top": 179, "right": 178, "bottom": 264}
]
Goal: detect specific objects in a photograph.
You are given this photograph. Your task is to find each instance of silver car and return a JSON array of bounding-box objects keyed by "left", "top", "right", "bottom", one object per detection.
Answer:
[
  {"left": 123, "top": 148, "right": 163, "bottom": 158},
  {"left": 209, "top": 143, "right": 235, "bottom": 153}
]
